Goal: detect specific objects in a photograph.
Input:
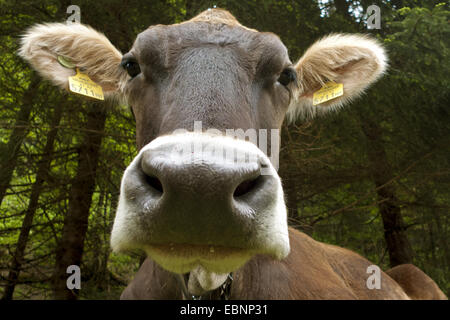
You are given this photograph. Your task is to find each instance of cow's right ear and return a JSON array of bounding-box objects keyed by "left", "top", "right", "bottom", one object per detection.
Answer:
[{"left": 19, "top": 23, "right": 127, "bottom": 95}]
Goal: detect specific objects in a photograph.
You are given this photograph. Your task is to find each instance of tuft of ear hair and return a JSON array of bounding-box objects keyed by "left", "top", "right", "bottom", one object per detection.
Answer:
[
  {"left": 288, "top": 33, "right": 388, "bottom": 121},
  {"left": 19, "top": 23, "right": 126, "bottom": 94}
]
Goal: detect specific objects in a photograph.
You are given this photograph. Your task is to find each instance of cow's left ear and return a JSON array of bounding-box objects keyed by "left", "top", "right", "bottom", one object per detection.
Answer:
[
  {"left": 288, "top": 34, "right": 387, "bottom": 120},
  {"left": 19, "top": 23, "right": 127, "bottom": 95}
]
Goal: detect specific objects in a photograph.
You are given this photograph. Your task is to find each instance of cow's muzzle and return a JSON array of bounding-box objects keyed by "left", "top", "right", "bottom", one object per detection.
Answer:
[{"left": 111, "top": 133, "right": 289, "bottom": 274}]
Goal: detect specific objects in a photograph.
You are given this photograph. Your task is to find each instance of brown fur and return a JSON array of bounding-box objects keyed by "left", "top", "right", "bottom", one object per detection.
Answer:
[
  {"left": 187, "top": 8, "right": 257, "bottom": 32},
  {"left": 122, "top": 228, "right": 427, "bottom": 299},
  {"left": 386, "top": 264, "right": 447, "bottom": 300}
]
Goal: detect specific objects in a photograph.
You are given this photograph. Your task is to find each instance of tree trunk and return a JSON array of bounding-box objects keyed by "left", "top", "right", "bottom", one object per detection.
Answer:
[
  {"left": 1, "top": 103, "right": 64, "bottom": 300},
  {"left": 359, "top": 113, "right": 413, "bottom": 267},
  {"left": 0, "top": 75, "right": 40, "bottom": 207},
  {"left": 52, "top": 103, "right": 107, "bottom": 300},
  {"left": 431, "top": 205, "right": 449, "bottom": 275},
  {"left": 279, "top": 126, "right": 301, "bottom": 228}
]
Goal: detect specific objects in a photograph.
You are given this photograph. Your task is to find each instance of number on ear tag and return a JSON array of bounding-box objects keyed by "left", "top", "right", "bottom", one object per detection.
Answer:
[
  {"left": 313, "top": 82, "right": 343, "bottom": 105},
  {"left": 68, "top": 68, "right": 104, "bottom": 100}
]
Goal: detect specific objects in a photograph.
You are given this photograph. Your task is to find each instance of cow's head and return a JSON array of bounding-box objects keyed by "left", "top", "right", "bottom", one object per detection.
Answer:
[{"left": 20, "top": 9, "right": 386, "bottom": 283}]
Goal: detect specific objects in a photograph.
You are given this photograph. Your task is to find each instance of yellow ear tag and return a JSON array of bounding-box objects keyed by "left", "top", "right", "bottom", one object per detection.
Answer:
[
  {"left": 312, "top": 81, "right": 343, "bottom": 105},
  {"left": 68, "top": 68, "right": 104, "bottom": 100}
]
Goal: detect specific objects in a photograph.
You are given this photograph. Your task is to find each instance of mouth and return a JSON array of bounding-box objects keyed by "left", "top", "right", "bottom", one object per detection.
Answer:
[{"left": 144, "top": 243, "right": 255, "bottom": 274}]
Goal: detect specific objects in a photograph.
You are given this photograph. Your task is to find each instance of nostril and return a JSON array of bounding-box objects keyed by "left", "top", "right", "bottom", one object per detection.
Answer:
[
  {"left": 144, "top": 175, "right": 164, "bottom": 194},
  {"left": 233, "top": 176, "right": 261, "bottom": 198}
]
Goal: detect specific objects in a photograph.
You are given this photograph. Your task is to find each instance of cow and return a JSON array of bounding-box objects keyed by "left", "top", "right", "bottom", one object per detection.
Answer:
[{"left": 19, "top": 8, "right": 446, "bottom": 300}]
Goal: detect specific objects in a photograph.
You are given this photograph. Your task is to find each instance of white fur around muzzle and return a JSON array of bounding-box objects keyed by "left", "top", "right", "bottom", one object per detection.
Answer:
[{"left": 110, "top": 133, "right": 290, "bottom": 274}]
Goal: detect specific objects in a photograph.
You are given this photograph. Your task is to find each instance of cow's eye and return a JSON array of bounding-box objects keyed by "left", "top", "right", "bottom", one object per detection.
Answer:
[
  {"left": 121, "top": 59, "right": 141, "bottom": 78},
  {"left": 277, "top": 68, "right": 297, "bottom": 86}
]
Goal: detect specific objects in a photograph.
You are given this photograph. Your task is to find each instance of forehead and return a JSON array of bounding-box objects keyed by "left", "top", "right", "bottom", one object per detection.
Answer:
[{"left": 132, "top": 21, "right": 290, "bottom": 71}]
